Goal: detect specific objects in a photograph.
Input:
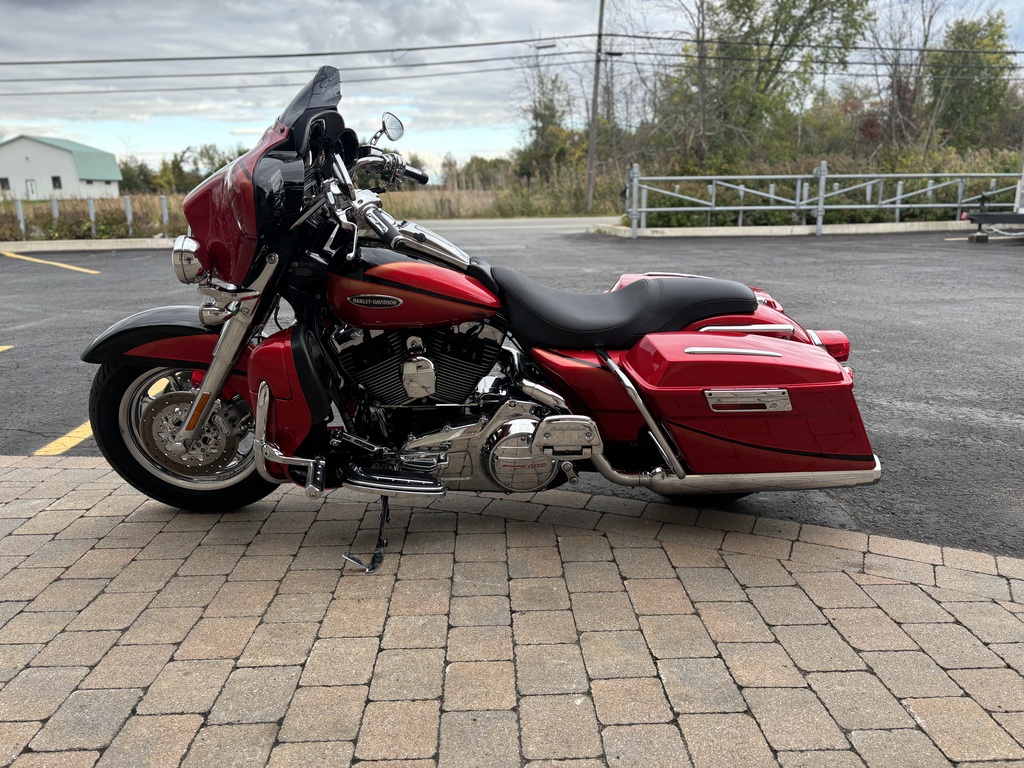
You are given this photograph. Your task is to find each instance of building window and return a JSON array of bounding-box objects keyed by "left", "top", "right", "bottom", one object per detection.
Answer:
[
  {"left": 52, "top": 176, "right": 62, "bottom": 190},
  {"left": 86, "top": 180, "right": 94, "bottom": 185},
  {"left": 0, "top": 178, "right": 9, "bottom": 191},
  {"left": 105, "top": 180, "right": 112, "bottom": 185}
]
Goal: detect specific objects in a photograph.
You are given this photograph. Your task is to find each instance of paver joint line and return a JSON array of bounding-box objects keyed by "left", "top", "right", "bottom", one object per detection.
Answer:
[{"left": 0, "top": 453, "right": 1022, "bottom": 766}]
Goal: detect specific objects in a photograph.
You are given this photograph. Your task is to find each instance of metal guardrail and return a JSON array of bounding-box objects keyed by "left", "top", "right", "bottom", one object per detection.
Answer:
[
  {"left": 5, "top": 195, "right": 172, "bottom": 239},
  {"left": 625, "top": 162, "right": 1022, "bottom": 238}
]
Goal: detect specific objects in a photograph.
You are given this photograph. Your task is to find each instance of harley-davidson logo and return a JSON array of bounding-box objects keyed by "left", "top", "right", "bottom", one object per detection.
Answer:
[{"left": 348, "top": 294, "right": 403, "bottom": 309}]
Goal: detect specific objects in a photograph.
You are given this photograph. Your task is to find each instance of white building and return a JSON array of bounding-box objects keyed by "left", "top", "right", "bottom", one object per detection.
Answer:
[{"left": 0, "top": 135, "right": 122, "bottom": 200}]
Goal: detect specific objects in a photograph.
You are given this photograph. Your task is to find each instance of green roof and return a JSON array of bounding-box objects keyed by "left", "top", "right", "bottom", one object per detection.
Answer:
[{"left": 2, "top": 135, "right": 123, "bottom": 182}]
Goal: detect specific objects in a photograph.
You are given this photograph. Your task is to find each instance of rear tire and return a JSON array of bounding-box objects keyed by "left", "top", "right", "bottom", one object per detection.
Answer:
[{"left": 89, "top": 363, "right": 277, "bottom": 512}]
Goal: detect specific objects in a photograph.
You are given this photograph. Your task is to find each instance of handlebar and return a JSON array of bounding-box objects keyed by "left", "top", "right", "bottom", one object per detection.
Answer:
[
  {"left": 351, "top": 152, "right": 428, "bottom": 185},
  {"left": 404, "top": 165, "right": 429, "bottom": 185}
]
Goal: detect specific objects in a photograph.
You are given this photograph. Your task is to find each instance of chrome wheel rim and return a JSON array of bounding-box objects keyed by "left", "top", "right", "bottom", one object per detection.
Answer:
[{"left": 119, "top": 367, "right": 257, "bottom": 490}]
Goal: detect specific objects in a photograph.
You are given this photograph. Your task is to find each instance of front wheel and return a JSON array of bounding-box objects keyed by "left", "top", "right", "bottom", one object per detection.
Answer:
[{"left": 89, "top": 363, "right": 277, "bottom": 512}]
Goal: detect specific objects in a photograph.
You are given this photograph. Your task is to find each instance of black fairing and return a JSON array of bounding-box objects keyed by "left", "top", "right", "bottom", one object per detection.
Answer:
[{"left": 252, "top": 150, "right": 306, "bottom": 236}]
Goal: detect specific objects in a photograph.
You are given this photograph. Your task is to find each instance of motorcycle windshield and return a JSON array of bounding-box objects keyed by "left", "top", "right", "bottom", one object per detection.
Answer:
[
  {"left": 183, "top": 66, "right": 343, "bottom": 285},
  {"left": 278, "top": 66, "right": 342, "bottom": 130}
]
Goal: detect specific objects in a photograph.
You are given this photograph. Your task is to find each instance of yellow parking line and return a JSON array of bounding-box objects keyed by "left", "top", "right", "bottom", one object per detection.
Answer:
[
  {"left": 0, "top": 346, "right": 11, "bottom": 353},
  {"left": 0, "top": 251, "right": 99, "bottom": 275},
  {"left": 34, "top": 421, "right": 94, "bottom": 455}
]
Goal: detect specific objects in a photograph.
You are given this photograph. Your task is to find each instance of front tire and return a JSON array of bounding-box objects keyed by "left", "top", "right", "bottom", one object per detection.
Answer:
[{"left": 89, "top": 363, "right": 277, "bottom": 512}]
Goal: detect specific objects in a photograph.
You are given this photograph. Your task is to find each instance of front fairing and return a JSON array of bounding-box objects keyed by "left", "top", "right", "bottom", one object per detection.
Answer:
[{"left": 181, "top": 65, "right": 345, "bottom": 285}]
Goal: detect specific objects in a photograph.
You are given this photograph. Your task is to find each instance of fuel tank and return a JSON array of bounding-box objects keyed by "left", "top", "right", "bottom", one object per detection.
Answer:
[{"left": 327, "top": 249, "right": 500, "bottom": 329}]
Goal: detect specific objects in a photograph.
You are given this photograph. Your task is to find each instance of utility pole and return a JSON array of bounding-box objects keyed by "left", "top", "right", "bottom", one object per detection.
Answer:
[{"left": 585, "top": 0, "right": 607, "bottom": 211}]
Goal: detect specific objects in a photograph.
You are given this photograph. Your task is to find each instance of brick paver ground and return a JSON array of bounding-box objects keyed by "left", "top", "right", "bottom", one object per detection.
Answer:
[{"left": 1, "top": 454, "right": 1023, "bottom": 767}]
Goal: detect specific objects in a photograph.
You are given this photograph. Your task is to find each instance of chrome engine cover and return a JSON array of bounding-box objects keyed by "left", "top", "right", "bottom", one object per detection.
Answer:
[
  {"left": 482, "top": 418, "right": 557, "bottom": 493},
  {"left": 399, "top": 397, "right": 602, "bottom": 493}
]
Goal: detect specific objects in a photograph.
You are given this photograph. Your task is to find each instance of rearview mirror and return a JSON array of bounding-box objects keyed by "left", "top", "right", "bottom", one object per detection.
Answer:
[{"left": 382, "top": 112, "right": 404, "bottom": 141}]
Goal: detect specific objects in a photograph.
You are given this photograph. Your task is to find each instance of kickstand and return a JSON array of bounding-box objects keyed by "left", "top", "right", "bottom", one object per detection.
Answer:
[{"left": 343, "top": 496, "right": 391, "bottom": 573}]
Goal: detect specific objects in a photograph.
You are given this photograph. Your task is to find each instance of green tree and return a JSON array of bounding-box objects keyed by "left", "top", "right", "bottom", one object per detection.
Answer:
[
  {"left": 922, "top": 12, "right": 1016, "bottom": 154},
  {"left": 118, "top": 155, "right": 157, "bottom": 193},
  {"left": 656, "top": 0, "right": 871, "bottom": 168},
  {"left": 514, "top": 70, "right": 584, "bottom": 181}
]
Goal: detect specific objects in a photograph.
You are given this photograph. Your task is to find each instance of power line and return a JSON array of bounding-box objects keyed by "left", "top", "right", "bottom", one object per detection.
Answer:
[
  {"left": 1, "top": 30, "right": 1019, "bottom": 71},
  {"left": 0, "top": 34, "right": 597, "bottom": 67},
  {"left": 0, "top": 60, "right": 598, "bottom": 98},
  {"left": 1, "top": 44, "right": 1014, "bottom": 97},
  {"left": 0, "top": 50, "right": 588, "bottom": 84}
]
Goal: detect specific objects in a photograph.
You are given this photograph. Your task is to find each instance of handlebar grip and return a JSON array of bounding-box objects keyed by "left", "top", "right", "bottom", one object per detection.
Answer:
[
  {"left": 404, "top": 165, "right": 429, "bottom": 185},
  {"left": 363, "top": 207, "right": 405, "bottom": 250}
]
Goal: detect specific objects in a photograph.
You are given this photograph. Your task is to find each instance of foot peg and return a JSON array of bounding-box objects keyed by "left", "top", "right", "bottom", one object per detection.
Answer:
[
  {"left": 339, "top": 465, "right": 445, "bottom": 497},
  {"left": 343, "top": 496, "right": 392, "bottom": 573}
]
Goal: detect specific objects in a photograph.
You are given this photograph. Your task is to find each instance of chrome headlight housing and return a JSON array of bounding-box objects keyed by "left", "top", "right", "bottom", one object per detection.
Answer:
[{"left": 172, "top": 235, "right": 205, "bottom": 284}]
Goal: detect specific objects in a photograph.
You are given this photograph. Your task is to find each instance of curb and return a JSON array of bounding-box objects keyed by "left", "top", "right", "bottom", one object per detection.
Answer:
[
  {"left": 598, "top": 221, "right": 981, "bottom": 238},
  {"left": 0, "top": 237, "right": 175, "bottom": 253}
]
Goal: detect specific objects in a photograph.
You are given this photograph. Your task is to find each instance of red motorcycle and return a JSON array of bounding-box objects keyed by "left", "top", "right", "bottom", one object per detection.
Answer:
[{"left": 83, "top": 66, "right": 878, "bottom": 569}]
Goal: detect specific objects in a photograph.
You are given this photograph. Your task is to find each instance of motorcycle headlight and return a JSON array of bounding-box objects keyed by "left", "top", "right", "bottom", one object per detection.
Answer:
[{"left": 172, "top": 235, "right": 205, "bottom": 284}]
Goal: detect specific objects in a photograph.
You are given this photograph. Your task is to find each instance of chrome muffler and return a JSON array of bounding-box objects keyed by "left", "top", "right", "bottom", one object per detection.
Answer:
[{"left": 591, "top": 454, "right": 881, "bottom": 495}]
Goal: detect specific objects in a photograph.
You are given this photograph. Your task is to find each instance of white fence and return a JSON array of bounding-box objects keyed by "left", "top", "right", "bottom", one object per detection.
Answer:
[{"left": 625, "top": 162, "right": 1022, "bottom": 238}]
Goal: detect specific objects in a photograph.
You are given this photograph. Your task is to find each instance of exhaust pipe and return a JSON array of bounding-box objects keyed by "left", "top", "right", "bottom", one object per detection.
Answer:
[{"left": 591, "top": 453, "right": 881, "bottom": 495}]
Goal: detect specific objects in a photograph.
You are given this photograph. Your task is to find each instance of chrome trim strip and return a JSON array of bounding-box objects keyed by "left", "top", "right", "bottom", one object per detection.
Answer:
[
  {"left": 705, "top": 389, "right": 792, "bottom": 413},
  {"left": 596, "top": 350, "right": 687, "bottom": 480},
  {"left": 684, "top": 347, "right": 783, "bottom": 357},
  {"left": 698, "top": 324, "right": 795, "bottom": 337},
  {"left": 592, "top": 454, "right": 881, "bottom": 494}
]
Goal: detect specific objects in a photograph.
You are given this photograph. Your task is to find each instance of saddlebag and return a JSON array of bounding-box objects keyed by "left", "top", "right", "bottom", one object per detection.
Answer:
[{"left": 621, "top": 332, "right": 876, "bottom": 475}]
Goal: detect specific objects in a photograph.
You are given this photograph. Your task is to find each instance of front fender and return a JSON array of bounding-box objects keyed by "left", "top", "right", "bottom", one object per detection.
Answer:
[{"left": 81, "top": 306, "right": 217, "bottom": 366}]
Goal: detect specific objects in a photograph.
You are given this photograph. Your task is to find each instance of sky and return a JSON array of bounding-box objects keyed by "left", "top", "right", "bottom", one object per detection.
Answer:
[{"left": 1, "top": 0, "right": 1022, "bottom": 178}]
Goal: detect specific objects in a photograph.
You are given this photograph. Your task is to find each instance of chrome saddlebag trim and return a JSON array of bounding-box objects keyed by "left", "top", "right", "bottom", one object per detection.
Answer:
[{"left": 591, "top": 454, "right": 881, "bottom": 494}]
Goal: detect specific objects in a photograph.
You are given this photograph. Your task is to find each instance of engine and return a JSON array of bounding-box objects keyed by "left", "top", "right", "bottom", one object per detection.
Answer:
[
  {"left": 331, "top": 322, "right": 504, "bottom": 406},
  {"left": 401, "top": 399, "right": 602, "bottom": 494},
  {"left": 330, "top": 320, "right": 601, "bottom": 494}
]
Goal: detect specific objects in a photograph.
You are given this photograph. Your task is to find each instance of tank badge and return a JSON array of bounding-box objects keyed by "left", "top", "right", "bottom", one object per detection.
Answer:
[{"left": 348, "top": 294, "right": 403, "bottom": 309}]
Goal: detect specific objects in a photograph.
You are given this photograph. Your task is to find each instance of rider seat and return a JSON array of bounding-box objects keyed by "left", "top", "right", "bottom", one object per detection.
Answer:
[{"left": 489, "top": 266, "right": 758, "bottom": 349}]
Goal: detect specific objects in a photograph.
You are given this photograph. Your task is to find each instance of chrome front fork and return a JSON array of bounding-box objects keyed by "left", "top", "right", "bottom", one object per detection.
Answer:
[{"left": 167, "top": 253, "right": 280, "bottom": 455}]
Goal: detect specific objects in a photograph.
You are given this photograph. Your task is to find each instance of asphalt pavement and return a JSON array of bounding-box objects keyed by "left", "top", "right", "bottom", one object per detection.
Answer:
[{"left": 0, "top": 226, "right": 1021, "bottom": 556}]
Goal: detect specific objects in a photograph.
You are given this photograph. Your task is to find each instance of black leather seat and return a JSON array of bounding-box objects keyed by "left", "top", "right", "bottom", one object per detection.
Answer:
[{"left": 490, "top": 266, "right": 758, "bottom": 349}]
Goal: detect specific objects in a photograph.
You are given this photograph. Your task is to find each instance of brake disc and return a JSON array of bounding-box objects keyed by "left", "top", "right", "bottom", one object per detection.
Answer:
[{"left": 139, "top": 391, "right": 240, "bottom": 477}]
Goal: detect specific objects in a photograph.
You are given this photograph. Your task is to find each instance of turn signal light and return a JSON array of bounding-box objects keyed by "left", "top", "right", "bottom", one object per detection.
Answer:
[{"left": 814, "top": 330, "right": 850, "bottom": 362}]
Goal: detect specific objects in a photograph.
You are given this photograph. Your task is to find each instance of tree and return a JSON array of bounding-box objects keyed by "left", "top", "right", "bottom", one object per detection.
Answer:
[
  {"left": 118, "top": 155, "right": 157, "bottom": 194},
  {"left": 922, "top": 12, "right": 1016, "bottom": 153},
  {"left": 866, "top": 0, "right": 946, "bottom": 160},
  {"left": 514, "top": 66, "right": 584, "bottom": 181},
  {"left": 655, "top": 0, "right": 871, "bottom": 169}
]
